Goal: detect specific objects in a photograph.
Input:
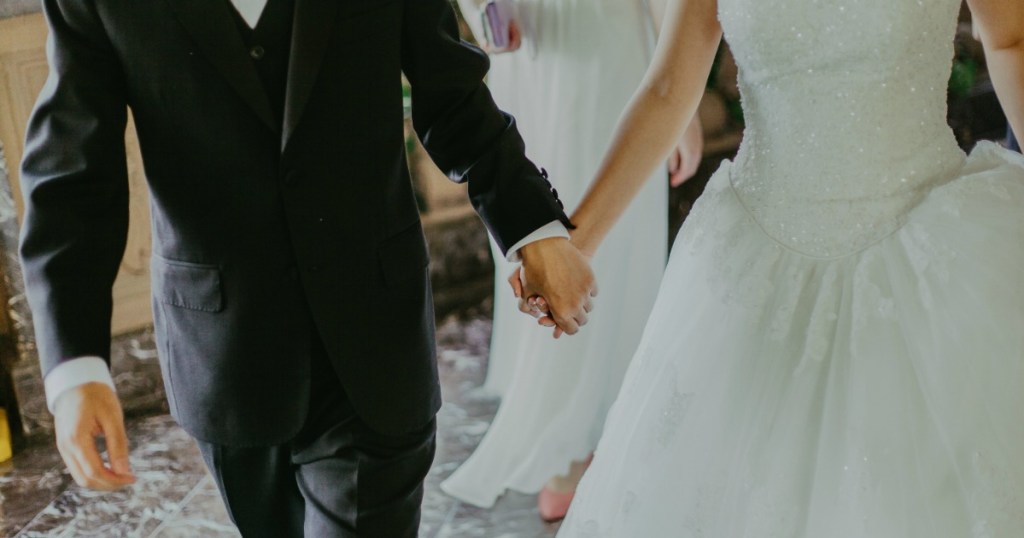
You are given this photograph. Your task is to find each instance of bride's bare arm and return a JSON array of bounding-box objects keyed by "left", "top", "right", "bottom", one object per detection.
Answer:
[
  {"left": 648, "top": 0, "right": 706, "bottom": 186},
  {"left": 570, "top": 0, "right": 721, "bottom": 256},
  {"left": 969, "top": 0, "right": 1024, "bottom": 142}
]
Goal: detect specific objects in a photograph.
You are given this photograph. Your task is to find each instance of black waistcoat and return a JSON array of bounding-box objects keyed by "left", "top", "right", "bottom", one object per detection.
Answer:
[{"left": 228, "top": 0, "right": 294, "bottom": 124}]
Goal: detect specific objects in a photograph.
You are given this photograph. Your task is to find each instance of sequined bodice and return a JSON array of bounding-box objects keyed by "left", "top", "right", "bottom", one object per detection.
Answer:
[{"left": 718, "top": 0, "right": 967, "bottom": 257}]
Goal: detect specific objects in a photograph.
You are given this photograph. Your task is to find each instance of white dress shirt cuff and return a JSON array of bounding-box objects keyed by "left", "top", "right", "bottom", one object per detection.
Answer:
[
  {"left": 506, "top": 220, "right": 571, "bottom": 263},
  {"left": 44, "top": 357, "right": 115, "bottom": 414}
]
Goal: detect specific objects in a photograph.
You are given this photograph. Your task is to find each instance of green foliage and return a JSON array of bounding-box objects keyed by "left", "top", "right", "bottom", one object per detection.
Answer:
[
  {"left": 403, "top": 81, "right": 413, "bottom": 119},
  {"left": 727, "top": 98, "right": 745, "bottom": 125},
  {"left": 707, "top": 44, "right": 722, "bottom": 91},
  {"left": 949, "top": 57, "right": 979, "bottom": 99},
  {"left": 401, "top": 79, "right": 427, "bottom": 212}
]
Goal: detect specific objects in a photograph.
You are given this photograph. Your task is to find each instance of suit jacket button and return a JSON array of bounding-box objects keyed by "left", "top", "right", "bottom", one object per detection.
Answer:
[{"left": 250, "top": 46, "right": 266, "bottom": 60}]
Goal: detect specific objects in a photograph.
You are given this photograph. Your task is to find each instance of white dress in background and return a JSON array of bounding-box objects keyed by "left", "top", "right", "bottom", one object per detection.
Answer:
[
  {"left": 559, "top": 0, "right": 1024, "bottom": 535},
  {"left": 442, "top": 0, "right": 668, "bottom": 508}
]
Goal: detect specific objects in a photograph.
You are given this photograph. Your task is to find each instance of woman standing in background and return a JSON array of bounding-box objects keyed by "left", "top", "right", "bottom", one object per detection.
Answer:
[{"left": 442, "top": 0, "right": 704, "bottom": 521}]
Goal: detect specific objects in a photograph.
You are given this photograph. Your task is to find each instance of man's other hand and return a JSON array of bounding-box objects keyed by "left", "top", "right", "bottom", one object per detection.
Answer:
[{"left": 53, "top": 383, "right": 135, "bottom": 491}]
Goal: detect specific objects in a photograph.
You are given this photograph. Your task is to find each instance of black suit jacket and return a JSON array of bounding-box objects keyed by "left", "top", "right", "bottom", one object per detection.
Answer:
[{"left": 20, "top": 0, "right": 569, "bottom": 445}]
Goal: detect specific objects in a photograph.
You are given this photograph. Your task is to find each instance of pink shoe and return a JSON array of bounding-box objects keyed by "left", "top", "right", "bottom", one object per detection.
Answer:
[
  {"left": 538, "top": 454, "right": 595, "bottom": 522},
  {"left": 537, "top": 486, "right": 576, "bottom": 522}
]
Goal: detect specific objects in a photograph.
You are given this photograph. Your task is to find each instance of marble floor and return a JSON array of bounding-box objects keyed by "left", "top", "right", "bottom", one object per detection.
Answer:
[{"left": 0, "top": 313, "right": 561, "bottom": 537}]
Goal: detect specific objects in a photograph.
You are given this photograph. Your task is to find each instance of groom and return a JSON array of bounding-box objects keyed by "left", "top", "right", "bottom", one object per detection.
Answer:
[{"left": 19, "top": 0, "right": 596, "bottom": 535}]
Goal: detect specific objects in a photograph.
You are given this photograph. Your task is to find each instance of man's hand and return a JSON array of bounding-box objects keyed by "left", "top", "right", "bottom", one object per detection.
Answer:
[
  {"left": 53, "top": 383, "right": 135, "bottom": 491},
  {"left": 669, "top": 117, "right": 704, "bottom": 187},
  {"left": 512, "top": 238, "right": 597, "bottom": 337}
]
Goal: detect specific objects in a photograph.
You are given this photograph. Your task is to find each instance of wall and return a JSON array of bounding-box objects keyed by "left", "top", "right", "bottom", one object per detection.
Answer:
[{"left": 0, "top": 0, "right": 39, "bottom": 19}]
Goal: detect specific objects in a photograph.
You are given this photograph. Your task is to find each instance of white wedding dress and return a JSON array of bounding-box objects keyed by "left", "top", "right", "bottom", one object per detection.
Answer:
[
  {"left": 559, "top": 0, "right": 1024, "bottom": 536},
  {"left": 443, "top": 0, "right": 667, "bottom": 508}
]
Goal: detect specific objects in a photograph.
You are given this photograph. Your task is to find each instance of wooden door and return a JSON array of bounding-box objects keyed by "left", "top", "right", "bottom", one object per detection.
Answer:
[{"left": 0, "top": 13, "right": 153, "bottom": 335}]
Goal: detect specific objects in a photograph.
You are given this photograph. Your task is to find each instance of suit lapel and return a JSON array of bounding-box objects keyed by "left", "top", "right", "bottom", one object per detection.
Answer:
[
  {"left": 282, "top": 0, "right": 339, "bottom": 151},
  {"left": 166, "top": 0, "right": 279, "bottom": 133}
]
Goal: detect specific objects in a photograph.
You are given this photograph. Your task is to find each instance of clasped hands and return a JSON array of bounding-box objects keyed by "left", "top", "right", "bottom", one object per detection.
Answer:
[{"left": 511, "top": 237, "right": 598, "bottom": 338}]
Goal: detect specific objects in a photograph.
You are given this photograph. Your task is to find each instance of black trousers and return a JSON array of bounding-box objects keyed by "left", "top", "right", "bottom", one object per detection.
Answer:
[{"left": 196, "top": 338, "right": 437, "bottom": 537}]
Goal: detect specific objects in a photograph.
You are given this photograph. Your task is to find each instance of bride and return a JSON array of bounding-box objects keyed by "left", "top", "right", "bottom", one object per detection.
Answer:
[{"left": 520, "top": 0, "right": 1024, "bottom": 534}]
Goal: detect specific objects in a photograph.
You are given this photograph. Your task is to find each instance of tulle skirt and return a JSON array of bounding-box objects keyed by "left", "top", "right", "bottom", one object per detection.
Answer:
[{"left": 559, "top": 142, "right": 1024, "bottom": 537}]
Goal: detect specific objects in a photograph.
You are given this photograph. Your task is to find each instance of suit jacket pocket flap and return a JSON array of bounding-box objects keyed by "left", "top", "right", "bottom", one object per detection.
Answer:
[
  {"left": 378, "top": 221, "right": 430, "bottom": 288},
  {"left": 152, "top": 258, "right": 224, "bottom": 312}
]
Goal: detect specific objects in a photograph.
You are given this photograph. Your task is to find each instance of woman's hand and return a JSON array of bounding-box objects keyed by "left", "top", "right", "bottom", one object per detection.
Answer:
[
  {"left": 669, "top": 117, "right": 704, "bottom": 187},
  {"left": 509, "top": 238, "right": 598, "bottom": 339},
  {"left": 507, "top": 267, "right": 569, "bottom": 339},
  {"left": 507, "top": 237, "right": 597, "bottom": 340}
]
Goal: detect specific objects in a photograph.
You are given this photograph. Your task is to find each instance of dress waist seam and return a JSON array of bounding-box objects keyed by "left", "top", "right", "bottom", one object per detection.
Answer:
[{"left": 724, "top": 157, "right": 968, "bottom": 261}]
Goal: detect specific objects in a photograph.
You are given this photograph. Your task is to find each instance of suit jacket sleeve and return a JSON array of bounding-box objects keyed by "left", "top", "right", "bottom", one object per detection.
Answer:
[
  {"left": 400, "top": 0, "right": 573, "bottom": 255},
  {"left": 19, "top": 0, "right": 130, "bottom": 375}
]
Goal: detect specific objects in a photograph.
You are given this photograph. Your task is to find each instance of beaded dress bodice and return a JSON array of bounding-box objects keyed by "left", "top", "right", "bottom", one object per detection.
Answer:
[{"left": 719, "top": 0, "right": 967, "bottom": 257}]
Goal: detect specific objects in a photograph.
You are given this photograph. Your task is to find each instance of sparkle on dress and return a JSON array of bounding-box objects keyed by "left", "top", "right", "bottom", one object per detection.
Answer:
[{"left": 719, "top": 0, "right": 966, "bottom": 258}]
